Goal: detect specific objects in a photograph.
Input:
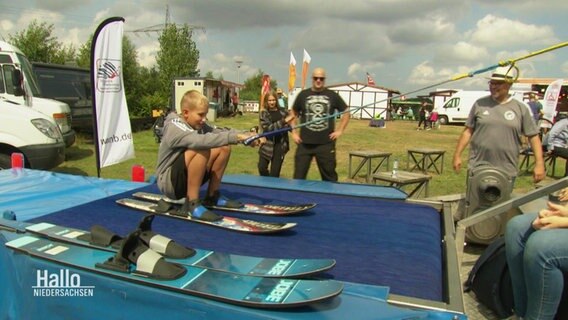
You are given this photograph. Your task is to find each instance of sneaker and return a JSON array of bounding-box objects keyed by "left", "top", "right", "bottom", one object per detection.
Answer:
[
  {"left": 203, "top": 191, "right": 243, "bottom": 209},
  {"left": 177, "top": 199, "right": 222, "bottom": 222}
]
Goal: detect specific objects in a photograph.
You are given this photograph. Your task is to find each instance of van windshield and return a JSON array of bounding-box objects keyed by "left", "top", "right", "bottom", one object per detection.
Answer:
[{"left": 16, "top": 52, "right": 41, "bottom": 96}]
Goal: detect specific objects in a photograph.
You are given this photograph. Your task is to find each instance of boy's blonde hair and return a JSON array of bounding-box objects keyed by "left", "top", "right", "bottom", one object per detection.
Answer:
[{"left": 181, "top": 90, "right": 208, "bottom": 111}]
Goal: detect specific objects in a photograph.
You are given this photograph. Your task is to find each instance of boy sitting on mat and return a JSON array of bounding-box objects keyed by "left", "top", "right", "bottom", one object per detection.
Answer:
[{"left": 155, "top": 90, "right": 261, "bottom": 221}]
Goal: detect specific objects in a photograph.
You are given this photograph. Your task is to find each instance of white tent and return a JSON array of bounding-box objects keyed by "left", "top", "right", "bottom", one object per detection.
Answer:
[{"left": 288, "top": 82, "right": 399, "bottom": 119}]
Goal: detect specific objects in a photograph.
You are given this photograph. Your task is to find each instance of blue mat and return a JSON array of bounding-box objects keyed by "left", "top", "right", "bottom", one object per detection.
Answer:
[
  {"left": 0, "top": 169, "right": 146, "bottom": 221},
  {"left": 29, "top": 182, "right": 443, "bottom": 302},
  {"left": 221, "top": 174, "right": 408, "bottom": 200}
]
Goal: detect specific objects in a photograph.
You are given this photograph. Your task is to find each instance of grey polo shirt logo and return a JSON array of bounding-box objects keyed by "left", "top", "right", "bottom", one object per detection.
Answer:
[{"left": 504, "top": 110, "right": 516, "bottom": 121}]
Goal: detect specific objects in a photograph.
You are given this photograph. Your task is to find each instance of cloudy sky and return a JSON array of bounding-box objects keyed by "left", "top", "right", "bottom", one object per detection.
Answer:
[{"left": 1, "top": 0, "right": 567, "bottom": 95}]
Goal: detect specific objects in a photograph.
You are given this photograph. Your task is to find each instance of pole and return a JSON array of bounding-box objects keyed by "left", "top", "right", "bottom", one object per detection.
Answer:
[{"left": 235, "top": 60, "right": 243, "bottom": 84}]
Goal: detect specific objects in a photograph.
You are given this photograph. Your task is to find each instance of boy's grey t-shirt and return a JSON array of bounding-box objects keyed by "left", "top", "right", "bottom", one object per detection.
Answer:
[{"left": 465, "top": 95, "right": 539, "bottom": 178}]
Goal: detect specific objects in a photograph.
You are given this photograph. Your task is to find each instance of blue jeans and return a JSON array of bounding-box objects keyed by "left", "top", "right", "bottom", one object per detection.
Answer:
[{"left": 505, "top": 213, "right": 568, "bottom": 319}]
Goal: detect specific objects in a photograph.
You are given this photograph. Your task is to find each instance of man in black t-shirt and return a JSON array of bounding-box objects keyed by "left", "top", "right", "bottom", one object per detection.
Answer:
[{"left": 291, "top": 67, "right": 350, "bottom": 181}]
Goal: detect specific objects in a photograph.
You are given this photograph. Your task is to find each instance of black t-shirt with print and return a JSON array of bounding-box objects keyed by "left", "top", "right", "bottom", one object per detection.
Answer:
[{"left": 292, "top": 88, "right": 347, "bottom": 144}]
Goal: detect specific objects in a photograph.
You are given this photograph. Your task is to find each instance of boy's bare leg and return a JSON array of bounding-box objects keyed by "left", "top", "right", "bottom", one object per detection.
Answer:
[
  {"left": 184, "top": 149, "right": 210, "bottom": 200},
  {"left": 206, "top": 145, "right": 231, "bottom": 197},
  {"left": 180, "top": 148, "right": 222, "bottom": 222}
]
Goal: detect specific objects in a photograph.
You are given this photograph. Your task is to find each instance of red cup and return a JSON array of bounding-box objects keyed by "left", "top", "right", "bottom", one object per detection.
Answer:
[
  {"left": 132, "top": 165, "right": 145, "bottom": 182},
  {"left": 11, "top": 153, "right": 24, "bottom": 169}
]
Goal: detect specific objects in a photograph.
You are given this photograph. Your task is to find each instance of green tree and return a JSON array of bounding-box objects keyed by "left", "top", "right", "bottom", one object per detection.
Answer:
[
  {"left": 52, "top": 44, "right": 77, "bottom": 65},
  {"left": 121, "top": 36, "right": 144, "bottom": 116},
  {"left": 76, "top": 39, "right": 91, "bottom": 68},
  {"left": 9, "top": 20, "right": 75, "bottom": 64},
  {"left": 138, "top": 66, "right": 167, "bottom": 113},
  {"left": 156, "top": 24, "right": 200, "bottom": 102},
  {"left": 239, "top": 70, "right": 278, "bottom": 101},
  {"left": 204, "top": 70, "right": 224, "bottom": 80},
  {"left": 204, "top": 71, "right": 215, "bottom": 79}
]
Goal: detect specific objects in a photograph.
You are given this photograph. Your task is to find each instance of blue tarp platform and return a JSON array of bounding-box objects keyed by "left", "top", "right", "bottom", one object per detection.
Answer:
[{"left": 0, "top": 169, "right": 466, "bottom": 319}]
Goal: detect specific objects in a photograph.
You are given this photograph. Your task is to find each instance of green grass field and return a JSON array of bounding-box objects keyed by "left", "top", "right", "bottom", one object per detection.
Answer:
[{"left": 54, "top": 114, "right": 557, "bottom": 197}]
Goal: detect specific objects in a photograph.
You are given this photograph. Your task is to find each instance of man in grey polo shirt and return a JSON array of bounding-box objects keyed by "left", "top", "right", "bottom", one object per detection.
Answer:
[{"left": 453, "top": 66, "right": 545, "bottom": 184}]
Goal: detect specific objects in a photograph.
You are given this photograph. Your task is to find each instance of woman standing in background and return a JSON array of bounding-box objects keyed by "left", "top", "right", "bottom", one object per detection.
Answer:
[{"left": 258, "top": 91, "right": 294, "bottom": 177}]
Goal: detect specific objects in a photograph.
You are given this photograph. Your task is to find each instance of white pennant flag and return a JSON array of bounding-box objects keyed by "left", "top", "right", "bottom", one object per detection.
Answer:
[
  {"left": 301, "top": 49, "right": 311, "bottom": 89},
  {"left": 91, "top": 17, "right": 135, "bottom": 169}
]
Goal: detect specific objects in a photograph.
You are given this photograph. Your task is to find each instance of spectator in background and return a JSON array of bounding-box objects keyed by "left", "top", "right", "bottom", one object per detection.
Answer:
[
  {"left": 406, "top": 107, "right": 413, "bottom": 120},
  {"left": 290, "top": 67, "right": 350, "bottom": 181},
  {"left": 429, "top": 110, "right": 439, "bottom": 129},
  {"left": 528, "top": 92, "right": 543, "bottom": 125},
  {"left": 543, "top": 109, "right": 568, "bottom": 177},
  {"left": 231, "top": 92, "right": 240, "bottom": 115},
  {"left": 396, "top": 107, "right": 403, "bottom": 120},
  {"left": 258, "top": 91, "right": 294, "bottom": 177},
  {"left": 453, "top": 66, "right": 545, "bottom": 186},
  {"left": 276, "top": 88, "right": 287, "bottom": 109},
  {"left": 225, "top": 89, "right": 232, "bottom": 113},
  {"left": 417, "top": 101, "right": 428, "bottom": 130}
]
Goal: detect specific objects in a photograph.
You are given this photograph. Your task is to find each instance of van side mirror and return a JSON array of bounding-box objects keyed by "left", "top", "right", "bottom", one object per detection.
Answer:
[{"left": 11, "top": 69, "right": 24, "bottom": 97}]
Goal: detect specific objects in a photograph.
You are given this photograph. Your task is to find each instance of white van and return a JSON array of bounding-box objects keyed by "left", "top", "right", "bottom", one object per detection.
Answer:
[
  {"left": 434, "top": 91, "right": 489, "bottom": 125},
  {"left": 435, "top": 90, "right": 529, "bottom": 125},
  {"left": 0, "top": 41, "right": 75, "bottom": 147},
  {"left": 0, "top": 68, "right": 65, "bottom": 169}
]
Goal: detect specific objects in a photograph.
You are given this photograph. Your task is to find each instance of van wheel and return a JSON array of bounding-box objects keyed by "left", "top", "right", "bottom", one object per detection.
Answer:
[
  {"left": 0, "top": 154, "right": 11, "bottom": 170},
  {"left": 439, "top": 116, "right": 449, "bottom": 125}
]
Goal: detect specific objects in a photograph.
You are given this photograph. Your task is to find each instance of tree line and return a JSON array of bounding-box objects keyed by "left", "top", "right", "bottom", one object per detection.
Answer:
[{"left": 9, "top": 20, "right": 278, "bottom": 117}]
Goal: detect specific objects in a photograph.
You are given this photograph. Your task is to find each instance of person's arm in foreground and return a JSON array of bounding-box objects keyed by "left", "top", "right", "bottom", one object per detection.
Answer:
[
  {"left": 453, "top": 127, "right": 473, "bottom": 172},
  {"left": 527, "top": 134, "right": 545, "bottom": 183}
]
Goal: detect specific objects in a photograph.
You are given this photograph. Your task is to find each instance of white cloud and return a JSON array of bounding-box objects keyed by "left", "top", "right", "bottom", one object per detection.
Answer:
[
  {"left": 93, "top": 9, "right": 111, "bottom": 29},
  {"left": 435, "top": 41, "right": 489, "bottom": 65},
  {"left": 16, "top": 9, "right": 63, "bottom": 27},
  {"left": 475, "top": 0, "right": 568, "bottom": 11},
  {"left": 35, "top": 0, "right": 94, "bottom": 12},
  {"left": 408, "top": 61, "right": 440, "bottom": 85},
  {"left": 562, "top": 61, "right": 568, "bottom": 74},
  {"left": 407, "top": 61, "right": 492, "bottom": 90},
  {"left": 212, "top": 53, "right": 231, "bottom": 64},
  {"left": 136, "top": 43, "right": 158, "bottom": 68},
  {"left": 0, "top": 20, "right": 15, "bottom": 36},
  {"left": 387, "top": 16, "right": 456, "bottom": 45},
  {"left": 469, "top": 14, "right": 557, "bottom": 48},
  {"left": 347, "top": 63, "right": 364, "bottom": 79}
]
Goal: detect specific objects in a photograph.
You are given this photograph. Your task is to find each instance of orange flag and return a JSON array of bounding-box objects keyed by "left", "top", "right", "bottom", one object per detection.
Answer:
[
  {"left": 259, "top": 74, "right": 271, "bottom": 112},
  {"left": 288, "top": 52, "right": 296, "bottom": 93},
  {"left": 301, "top": 49, "right": 311, "bottom": 89}
]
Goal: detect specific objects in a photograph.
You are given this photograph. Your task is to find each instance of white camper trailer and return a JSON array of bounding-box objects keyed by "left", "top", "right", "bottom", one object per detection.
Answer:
[
  {"left": 172, "top": 78, "right": 221, "bottom": 121},
  {"left": 172, "top": 77, "right": 243, "bottom": 121}
]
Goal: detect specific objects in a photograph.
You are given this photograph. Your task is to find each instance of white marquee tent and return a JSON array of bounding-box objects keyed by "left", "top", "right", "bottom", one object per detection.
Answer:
[{"left": 288, "top": 82, "right": 399, "bottom": 120}]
